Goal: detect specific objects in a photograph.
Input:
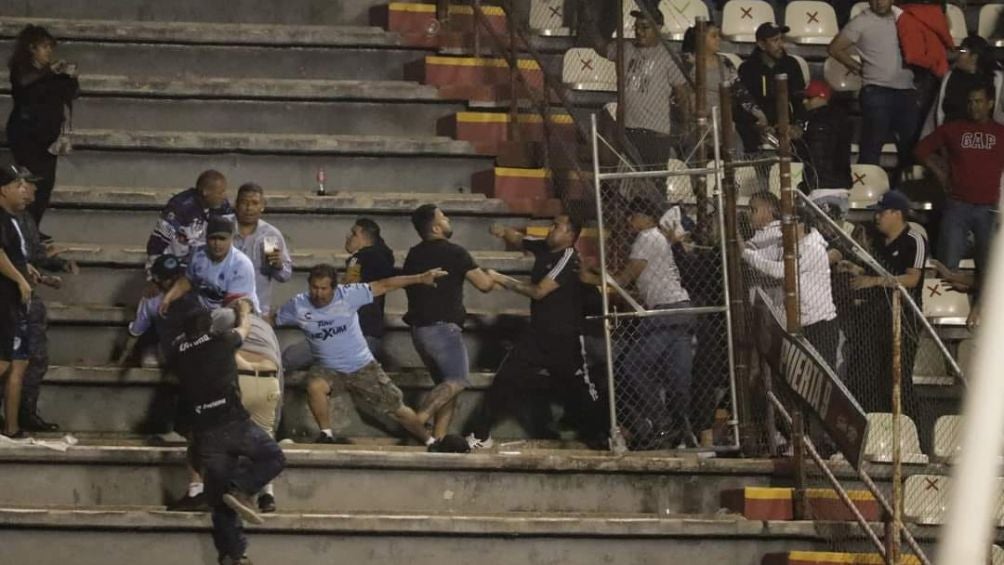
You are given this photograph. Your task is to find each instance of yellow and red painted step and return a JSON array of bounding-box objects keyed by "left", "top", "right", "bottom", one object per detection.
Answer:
[
  {"left": 472, "top": 167, "right": 560, "bottom": 216},
  {"left": 416, "top": 55, "right": 542, "bottom": 88},
  {"left": 380, "top": 2, "right": 508, "bottom": 36},
  {"left": 762, "top": 552, "right": 921, "bottom": 565},
  {"left": 438, "top": 111, "right": 575, "bottom": 155},
  {"left": 721, "top": 487, "right": 880, "bottom": 522}
]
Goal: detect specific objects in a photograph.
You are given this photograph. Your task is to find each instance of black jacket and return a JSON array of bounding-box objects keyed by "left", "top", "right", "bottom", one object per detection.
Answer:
[
  {"left": 6, "top": 65, "right": 79, "bottom": 147},
  {"left": 737, "top": 48, "right": 806, "bottom": 149},
  {"left": 797, "top": 103, "right": 853, "bottom": 191}
]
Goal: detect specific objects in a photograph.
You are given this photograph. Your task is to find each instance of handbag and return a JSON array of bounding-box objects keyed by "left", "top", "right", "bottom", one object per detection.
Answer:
[{"left": 47, "top": 104, "right": 73, "bottom": 156}]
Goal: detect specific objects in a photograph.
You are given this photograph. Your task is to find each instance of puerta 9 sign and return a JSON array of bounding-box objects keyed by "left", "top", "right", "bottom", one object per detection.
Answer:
[{"left": 752, "top": 290, "right": 869, "bottom": 469}]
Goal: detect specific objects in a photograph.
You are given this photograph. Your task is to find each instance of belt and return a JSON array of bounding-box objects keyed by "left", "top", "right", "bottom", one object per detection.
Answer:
[{"left": 237, "top": 368, "right": 278, "bottom": 378}]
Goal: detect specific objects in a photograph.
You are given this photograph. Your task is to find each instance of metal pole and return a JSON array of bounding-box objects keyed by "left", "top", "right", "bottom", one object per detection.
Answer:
[
  {"left": 615, "top": 0, "right": 626, "bottom": 143},
  {"left": 792, "top": 410, "right": 810, "bottom": 520},
  {"left": 775, "top": 74, "right": 800, "bottom": 334},
  {"left": 890, "top": 291, "right": 903, "bottom": 565},
  {"left": 506, "top": 0, "right": 518, "bottom": 143},
  {"left": 694, "top": 17, "right": 709, "bottom": 243},
  {"left": 591, "top": 114, "right": 627, "bottom": 453},
  {"left": 718, "top": 82, "right": 753, "bottom": 454},
  {"left": 436, "top": 0, "right": 449, "bottom": 26},
  {"left": 856, "top": 468, "right": 932, "bottom": 565},
  {"left": 711, "top": 106, "right": 741, "bottom": 451}
]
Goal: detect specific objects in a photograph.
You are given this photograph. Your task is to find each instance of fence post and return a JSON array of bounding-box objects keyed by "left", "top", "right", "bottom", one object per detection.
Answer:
[
  {"left": 792, "top": 409, "right": 810, "bottom": 520},
  {"left": 889, "top": 290, "right": 903, "bottom": 564},
  {"left": 718, "top": 83, "right": 756, "bottom": 454},
  {"left": 775, "top": 74, "right": 799, "bottom": 335},
  {"left": 615, "top": 0, "right": 626, "bottom": 144}
]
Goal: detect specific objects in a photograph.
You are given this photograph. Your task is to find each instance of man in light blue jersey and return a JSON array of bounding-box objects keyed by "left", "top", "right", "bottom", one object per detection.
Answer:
[
  {"left": 276, "top": 263, "right": 446, "bottom": 446},
  {"left": 160, "top": 216, "right": 260, "bottom": 315}
]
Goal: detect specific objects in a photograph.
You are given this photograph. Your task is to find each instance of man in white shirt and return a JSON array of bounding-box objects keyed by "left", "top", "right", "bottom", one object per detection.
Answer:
[
  {"left": 606, "top": 199, "right": 695, "bottom": 450},
  {"left": 742, "top": 198, "right": 839, "bottom": 367}
]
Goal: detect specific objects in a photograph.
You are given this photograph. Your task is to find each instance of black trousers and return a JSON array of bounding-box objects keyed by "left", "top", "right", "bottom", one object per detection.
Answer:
[
  {"left": 469, "top": 331, "right": 604, "bottom": 441},
  {"left": 21, "top": 296, "right": 48, "bottom": 415},
  {"left": 9, "top": 138, "right": 58, "bottom": 227},
  {"left": 803, "top": 317, "right": 839, "bottom": 370}
]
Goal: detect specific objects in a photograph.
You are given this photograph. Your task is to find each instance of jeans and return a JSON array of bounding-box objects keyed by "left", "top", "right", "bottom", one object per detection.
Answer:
[
  {"left": 616, "top": 302, "right": 694, "bottom": 446},
  {"left": 196, "top": 418, "right": 286, "bottom": 561},
  {"left": 411, "top": 323, "right": 470, "bottom": 385},
  {"left": 936, "top": 198, "right": 997, "bottom": 273},
  {"left": 858, "top": 86, "right": 921, "bottom": 184},
  {"left": 21, "top": 296, "right": 47, "bottom": 415}
]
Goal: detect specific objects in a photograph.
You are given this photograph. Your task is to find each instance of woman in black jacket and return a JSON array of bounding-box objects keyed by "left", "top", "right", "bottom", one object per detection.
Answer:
[{"left": 6, "top": 25, "right": 79, "bottom": 234}]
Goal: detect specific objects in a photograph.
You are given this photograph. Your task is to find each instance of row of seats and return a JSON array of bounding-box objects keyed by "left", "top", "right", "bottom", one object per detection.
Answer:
[{"left": 532, "top": 0, "right": 1003, "bottom": 45}]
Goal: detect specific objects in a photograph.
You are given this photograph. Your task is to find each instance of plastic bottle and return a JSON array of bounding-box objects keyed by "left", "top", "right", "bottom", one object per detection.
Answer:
[{"left": 316, "top": 167, "right": 326, "bottom": 196}]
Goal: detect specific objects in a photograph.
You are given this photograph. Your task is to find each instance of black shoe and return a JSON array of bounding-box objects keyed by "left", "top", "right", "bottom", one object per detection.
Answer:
[
  {"left": 315, "top": 433, "right": 351, "bottom": 445},
  {"left": 1, "top": 429, "right": 28, "bottom": 440},
  {"left": 167, "top": 492, "right": 209, "bottom": 512},
  {"left": 428, "top": 434, "right": 471, "bottom": 453},
  {"left": 257, "top": 493, "right": 276, "bottom": 514},
  {"left": 19, "top": 412, "right": 58, "bottom": 432},
  {"left": 223, "top": 489, "right": 264, "bottom": 525},
  {"left": 219, "top": 555, "right": 253, "bottom": 565},
  {"left": 38, "top": 232, "right": 53, "bottom": 244}
]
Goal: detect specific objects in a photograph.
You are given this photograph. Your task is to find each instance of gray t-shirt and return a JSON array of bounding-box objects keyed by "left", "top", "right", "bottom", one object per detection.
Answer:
[
  {"left": 839, "top": 9, "right": 914, "bottom": 90},
  {"left": 233, "top": 219, "right": 293, "bottom": 316},
  {"left": 606, "top": 43, "right": 686, "bottom": 135}
]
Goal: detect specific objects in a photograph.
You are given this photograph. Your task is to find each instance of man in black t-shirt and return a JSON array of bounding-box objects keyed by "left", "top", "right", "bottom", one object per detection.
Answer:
[
  {"left": 344, "top": 218, "right": 395, "bottom": 358},
  {"left": 170, "top": 299, "right": 285, "bottom": 565},
  {"left": 467, "top": 215, "right": 604, "bottom": 449},
  {"left": 402, "top": 204, "right": 496, "bottom": 438},
  {"left": 847, "top": 191, "right": 928, "bottom": 446},
  {"left": 0, "top": 165, "right": 37, "bottom": 439}
]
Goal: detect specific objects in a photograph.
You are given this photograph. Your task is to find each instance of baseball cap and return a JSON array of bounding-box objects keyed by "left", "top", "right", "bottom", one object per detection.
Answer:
[
  {"left": 804, "top": 79, "right": 832, "bottom": 100},
  {"left": 755, "top": 22, "right": 790, "bottom": 41},
  {"left": 206, "top": 216, "right": 235, "bottom": 237},
  {"left": 868, "top": 190, "right": 912, "bottom": 212},
  {"left": 150, "top": 254, "right": 184, "bottom": 281},
  {"left": 630, "top": 8, "right": 665, "bottom": 27},
  {"left": 0, "top": 164, "right": 40, "bottom": 187}
]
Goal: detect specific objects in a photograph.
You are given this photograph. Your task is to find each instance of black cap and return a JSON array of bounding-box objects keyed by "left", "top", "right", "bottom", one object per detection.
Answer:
[
  {"left": 630, "top": 8, "right": 665, "bottom": 27},
  {"left": 150, "top": 254, "right": 184, "bottom": 282},
  {"left": 0, "top": 164, "right": 40, "bottom": 187},
  {"left": 755, "top": 22, "right": 790, "bottom": 41},
  {"left": 206, "top": 216, "right": 235, "bottom": 237},
  {"left": 868, "top": 190, "right": 912, "bottom": 212}
]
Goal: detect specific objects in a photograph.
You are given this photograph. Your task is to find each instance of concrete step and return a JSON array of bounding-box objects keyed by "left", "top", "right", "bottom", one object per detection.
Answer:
[
  {"left": 0, "top": 40, "right": 428, "bottom": 81},
  {"left": 46, "top": 305, "right": 528, "bottom": 369},
  {"left": 0, "top": 0, "right": 392, "bottom": 26},
  {"left": 51, "top": 186, "right": 509, "bottom": 213},
  {"left": 0, "top": 505, "right": 898, "bottom": 565},
  {"left": 0, "top": 17, "right": 402, "bottom": 47},
  {"left": 0, "top": 96, "right": 466, "bottom": 138},
  {"left": 36, "top": 366, "right": 549, "bottom": 439},
  {"left": 47, "top": 243, "right": 532, "bottom": 272},
  {"left": 7, "top": 149, "right": 492, "bottom": 194},
  {"left": 43, "top": 208, "right": 520, "bottom": 251},
  {"left": 35, "top": 267, "right": 531, "bottom": 313},
  {"left": 0, "top": 441, "right": 772, "bottom": 515}
]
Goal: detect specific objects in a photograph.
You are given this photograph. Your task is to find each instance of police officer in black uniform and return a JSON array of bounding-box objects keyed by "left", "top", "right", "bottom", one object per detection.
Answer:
[{"left": 169, "top": 298, "right": 285, "bottom": 565}]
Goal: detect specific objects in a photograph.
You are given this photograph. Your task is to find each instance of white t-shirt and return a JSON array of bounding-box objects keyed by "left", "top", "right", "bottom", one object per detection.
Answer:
[
  {"left": 629, "top": 227, "right": 689, "bottom": 308},
  {"left": 742, "top": 229, "right": 837, "bottom": 326}
]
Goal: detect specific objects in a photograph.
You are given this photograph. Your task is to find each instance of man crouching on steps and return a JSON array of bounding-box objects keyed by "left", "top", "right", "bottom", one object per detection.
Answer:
[{"left": 169, "top": 298, "right": 285, "bottom": 565}]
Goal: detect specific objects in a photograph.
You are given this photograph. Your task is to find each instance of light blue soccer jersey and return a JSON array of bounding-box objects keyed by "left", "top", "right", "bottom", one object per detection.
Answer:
[
  {"left": 276, "top": 284, "right": 375, "bottom": 373},
  {"left": 187, "top": 246, "right": 261, "bottom": 313}
]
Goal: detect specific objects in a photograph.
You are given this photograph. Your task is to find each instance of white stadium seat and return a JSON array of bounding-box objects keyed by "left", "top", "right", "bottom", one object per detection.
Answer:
[
  {"left": 994, "top": 545, "right": 1004, "bottom": 565},
  {"left": 719, "top": 51, "right": 744, "bottom": 70},
  {"left": 922, "top": 278, "right": 971, "bottom": 326},
  {"left": 666, "top": 158, "right": 694, "bottom": 202},
  {"left": 529, "top": 0, "right": 571, "bottom": 36},
  {"left": 623, "top": 0, "right": 709, "bottom": 40},
  {"left": 979, "top": 4, "right": 1004, "bottom": 46},
  {"left": 768, "top": 162, "right": 804, "bottom": 196},
  {"left": 563, "top": 48, "right": 617, "bottom": 92},
  {"left": 946, "top": 3, "right": 967, "bottom": 46},
  {"left": 863, "top": 413, "right": 928, "bottom": 464},
  {"left": 848, "top": 164, "right": 888, "bottom": 207},
  {"left": 790, "top": 53, "right": 811, "bottom": 85},
  {"left": 722, "top": 0, "right": 775, "bottom": 42},
  {"left": 824, "top": 55, "right": 862, "bottom": 93},
  {"left": 784, "top": 1, "right": 839, "bottom": 44},
  {"left": 933, "top": 414, "right": 962, "bottom": 463},
  {"left": 905, "top": 474, "right": 1004, "bottom": 526},
  {"left": 850, "top": 2, "right": 869, "bottom": 20},
  {"left": 912, "top": 335, "right": 955, "bottom": 387}
]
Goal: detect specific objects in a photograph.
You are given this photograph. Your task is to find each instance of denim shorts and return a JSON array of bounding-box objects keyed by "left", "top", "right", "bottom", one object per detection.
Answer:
[{"left": 411, "top": 322, "right": 470, "bottom": 386}]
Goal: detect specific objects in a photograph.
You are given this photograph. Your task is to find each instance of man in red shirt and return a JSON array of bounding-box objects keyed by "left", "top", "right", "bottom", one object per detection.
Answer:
[{"left": 915, "top": 83, "right": 1004, "bottom": 275}]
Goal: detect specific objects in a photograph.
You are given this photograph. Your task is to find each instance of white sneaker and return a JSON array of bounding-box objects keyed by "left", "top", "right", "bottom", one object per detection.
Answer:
[{"left": 465, "top": 434, "right": 494, "bottom": 450}]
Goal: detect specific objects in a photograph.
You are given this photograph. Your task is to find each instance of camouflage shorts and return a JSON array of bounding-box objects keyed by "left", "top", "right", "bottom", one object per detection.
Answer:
[{"left": 309, "top": 361, "right": 404, "bottom": 416}]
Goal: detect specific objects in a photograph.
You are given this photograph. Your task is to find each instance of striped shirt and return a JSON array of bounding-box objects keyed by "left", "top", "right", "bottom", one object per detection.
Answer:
[{"left": 524, "top": 238, "right": 582, "bottom": 335}]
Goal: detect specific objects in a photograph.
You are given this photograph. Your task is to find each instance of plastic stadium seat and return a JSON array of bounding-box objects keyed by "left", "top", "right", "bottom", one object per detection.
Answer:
[
  {"left": 768, "top": 162, "right": 804, "bottom": 195},
  {"left": 824, "top": 56, "right": 862, "bottom": 92},
  {"left": 994, "top": 545, "right": 1004, "bottom": 565},
  {"left": 666, "top": 158, "right": 694, "bottom": 202},
  {"left": 563, "top": 48, "right": 617, "bottom": 92},
  {"left": 848, "top": 164, "right": 888, "bottom": 207},
  {"left": 979, "top": 4, "right": 1004, "bottom": 46},
  {"left": 933, "top": 414, "right": 962, "bottom": 463},
  {"left": 662, "top": 0, "right": 712, "bottom": 40},
  {"left": 723, "top": 0, "right": 775, "bottom": 42},
  {"left": 922, "top": 278, "right": 970, "bottom": 325},
  {"left": 530, "top": 0, "right": 571, "bottom": 36},
  {"left": 957, "top": 337, "right": 976, "bottom": 375},
  {"left": 863, "top": 413, "right": 929, "bottom": 464},
  {"left": 850, "top": 2, "right": 869, "bottom": 20},
  {"left": 719, "top": 51, "right": 744, "bottom": 70},
  {"left": 784, "top": 1, "right": 839, "bottom": 44},
  {"left": 790, "top": 53, "right": 811, "bottom": 85},
  {"left": 912, "top": 336, "right": 952, "bottom": 387},
  {"left": 705, "top": 160, "right": 761, "bottom": 197},
  {"left": 946, "top": 4, "right": 967, "bottom": 46},
  {"left": 904, "top": 474, "right": 950, "bottom": 524}
]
